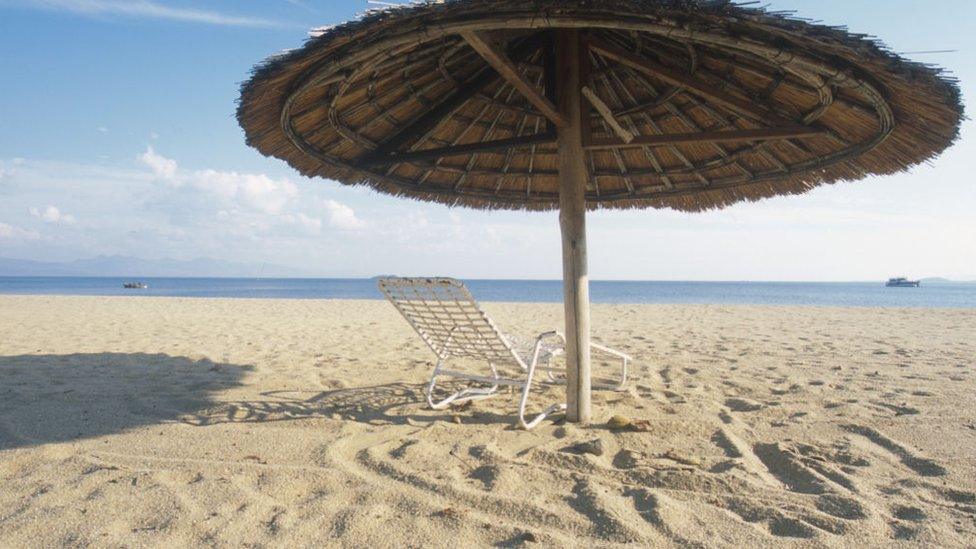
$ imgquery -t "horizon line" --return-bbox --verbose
[0,275,971,284]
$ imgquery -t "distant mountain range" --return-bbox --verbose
[919,277,976,284]
[0,255,313,278]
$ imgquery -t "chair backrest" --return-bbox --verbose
[377,277,520,363]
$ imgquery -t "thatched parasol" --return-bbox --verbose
[238,0,962,424]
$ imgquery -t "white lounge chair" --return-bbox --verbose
[377,277,630,429]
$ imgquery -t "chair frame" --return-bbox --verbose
[378,277,630,429]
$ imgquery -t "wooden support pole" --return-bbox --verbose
[556,29,591,424]
[460,31,567,128]
[589,37,795,126]
[582,86,635,143]
[361,34,547,165]
[584,126,822,150]
[361,132,556,167]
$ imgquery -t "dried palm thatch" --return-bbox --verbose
[237,0,962,212]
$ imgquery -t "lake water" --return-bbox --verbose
[0,277,973,308]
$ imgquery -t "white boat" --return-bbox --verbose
[122,282,149,289]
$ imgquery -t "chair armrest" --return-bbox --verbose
[535,330,566,347]
[535,331,630,391]
[542,331,631,362]
[528,331,565,366]
[590,341,632,361]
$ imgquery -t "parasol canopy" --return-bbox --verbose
[237,0,962,423]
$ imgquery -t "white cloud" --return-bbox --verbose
[0,222,40,240]
[14,0,280,27]
[137,146,299,215]
[96,126,109,133]
[278,212,323,234]
[0,160,17,181]
[323,199,365,230]
[192,170,298,215]
[9,128,972,280]
[29,205,75,224]
[295,212,322,231]
[138,146,177,179]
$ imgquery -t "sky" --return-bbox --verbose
[0,0,973,281]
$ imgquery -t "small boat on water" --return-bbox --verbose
[885,277,920,288]
[122,282,149,289]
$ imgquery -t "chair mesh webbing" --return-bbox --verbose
[377,277,520,363]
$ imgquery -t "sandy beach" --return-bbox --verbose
[0,295,974,547]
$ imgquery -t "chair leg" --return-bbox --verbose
[545,352,558,383]
[518,334,567,429]
[589,342,630,391]
[590,355,629,391]
[617,357,629,390]
[425,358,445,409]
[425,358,501,410]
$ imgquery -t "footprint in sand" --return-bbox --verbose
[870,401,920,416]
[938,487,976,505]
[843,424,946,477]
[752,442,829,494]
[892,505,926,522]
[724,398,764,412]
[816,494,868,520]
[891,522,922,540]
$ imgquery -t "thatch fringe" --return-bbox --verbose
[237,0,963,212]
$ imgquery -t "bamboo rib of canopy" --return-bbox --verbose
[238,0,963,424]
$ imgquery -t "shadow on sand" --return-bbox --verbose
[0,353,252,450]
[183,382,530,428]
[0,353,544,450]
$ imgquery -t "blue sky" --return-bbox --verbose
[0,0,973,280]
